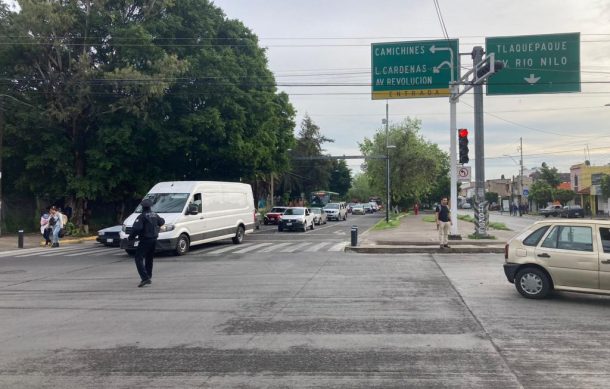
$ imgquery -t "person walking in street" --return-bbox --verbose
[435,197,452,249]
[128,198,165,288]
[49,206,64,247]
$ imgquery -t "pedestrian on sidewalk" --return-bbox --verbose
[435,197,452,249]
[40,208,52,246]
[128,198,165,288]
[49,206,64,247]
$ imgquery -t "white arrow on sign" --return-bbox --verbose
[524,73,541,84]
[433,61,451,74]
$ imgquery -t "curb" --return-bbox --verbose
[345,245,505,254]
[38,236,98,247]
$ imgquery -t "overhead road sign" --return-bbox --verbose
[485,33,580,95]
[371,39,459,100]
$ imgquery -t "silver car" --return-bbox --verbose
[310,207,327,225]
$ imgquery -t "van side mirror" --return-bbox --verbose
[187,203,199,215]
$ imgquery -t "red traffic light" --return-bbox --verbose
[458,129,469,138]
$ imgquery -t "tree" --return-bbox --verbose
[0,0,295,229]
[485,192,499,204]
[539,162,561,188]
[529,181,553,208]
[329,159,351,197]
[554,188,575,204]
[347,173,373,202]
[289,115,334,198]
[360,118,449,208]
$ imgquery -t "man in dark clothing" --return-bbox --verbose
[435,197,452,249]
[128,199,165,287]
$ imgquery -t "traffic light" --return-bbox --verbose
[476,61,505,79]
[458,128,469,164]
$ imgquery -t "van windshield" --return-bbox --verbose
[135,193,190,213]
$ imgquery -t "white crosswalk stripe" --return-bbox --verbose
[304,242,331,252]
[328,242,347,251]
[259,242,292,253]
[65,248,117,257]
[1,241,348,258]
[207,244,252,255]
[279,242,311,253]
[232,242,273,254]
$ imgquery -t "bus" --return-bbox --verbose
[310,191,339,208]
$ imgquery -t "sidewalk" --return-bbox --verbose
[0,232,97,252]
[346,212,517,254]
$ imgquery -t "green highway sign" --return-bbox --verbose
[485,33,580,95]
[371,39,459,99]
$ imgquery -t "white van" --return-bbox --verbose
[120,181,255,255]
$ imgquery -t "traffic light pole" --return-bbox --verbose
[449,83,459,237]
[472,46,489,237]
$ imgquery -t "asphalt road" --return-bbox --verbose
[1,219,610,388]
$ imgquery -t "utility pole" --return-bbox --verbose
[472,46,488,237]
[519,137,524,216]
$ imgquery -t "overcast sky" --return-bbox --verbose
[212,0,610,181]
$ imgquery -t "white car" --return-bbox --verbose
[278,207,315,232]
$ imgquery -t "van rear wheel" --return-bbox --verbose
[232,226,245,244]
[174,234,190,256]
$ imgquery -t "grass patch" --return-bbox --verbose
[372,213,407,230]
[458,214,511,231]
[422,215,436,223]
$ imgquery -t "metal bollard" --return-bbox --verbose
[351,225,358,247]
[18,229,24,248]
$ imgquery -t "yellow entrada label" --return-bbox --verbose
[372,89,450,99]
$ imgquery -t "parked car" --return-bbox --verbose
[560,205,585,218]
[540,204,562,217]
[310,207,327,225]
[351,204,365,215]
[96,225,122,247]
[324,202,347,221]
[503,219,610,299]
[278,207,315,232]
[264,206,288,225]
[461,203,472,209]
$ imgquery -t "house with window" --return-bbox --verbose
[570,162,610,216]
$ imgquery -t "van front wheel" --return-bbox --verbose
[174,234,190,256]
[232,226,245,244]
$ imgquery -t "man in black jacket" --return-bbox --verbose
[128,199,165,287]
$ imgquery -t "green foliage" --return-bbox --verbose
[539,162,561,188]
[329,160,351,197]
[284,115,334,198]
[529,181,553,207]
[347,173,374,202]
[554,188,575,204]
[0,0,295,227]
[485,192,499,204]
[360,118,449,207]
